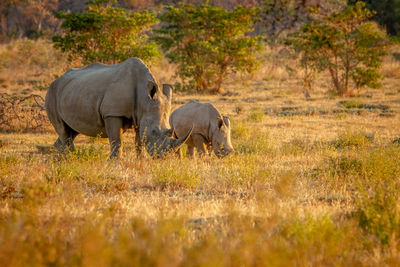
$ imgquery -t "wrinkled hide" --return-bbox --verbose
[170,101,234,157]
[45,58,191,158]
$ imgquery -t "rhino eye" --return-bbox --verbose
[149,86,157,99]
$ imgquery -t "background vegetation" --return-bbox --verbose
[290,2,390,96]
[153,3,262,92]
[1,0,400,266]
[53,0,160,64]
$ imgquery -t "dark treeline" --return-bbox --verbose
[349,0,400,37]
[0,0,399,43]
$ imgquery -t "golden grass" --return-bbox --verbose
[1,39,400,266]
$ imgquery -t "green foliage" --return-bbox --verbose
[248,109,264,122]
[339,99,364,109]
[350,0,400,37]
[290,2,390,96]
[52,0,160,64]
[332,130,373,149]
[153,3,262,93]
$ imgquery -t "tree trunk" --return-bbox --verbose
[328,65,343,95]
[0,13,7,37]
[215,65,226,93]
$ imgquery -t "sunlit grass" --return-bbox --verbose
[1,40,400,266]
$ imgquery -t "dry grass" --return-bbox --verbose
[1,39,400,266]
[0,38,70,96]
[382,46,400,79]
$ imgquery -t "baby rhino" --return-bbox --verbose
[170,101,234,157]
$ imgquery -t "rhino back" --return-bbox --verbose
[53,58,151,136]
[170,101,221,139]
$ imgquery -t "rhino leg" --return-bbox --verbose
[180,135,195,158]
[105,117,123,159]
[134,126,143,158]
[206,142,213,155]
[192,134,207,157]
[54,122,78,153]
[187,144,195,157]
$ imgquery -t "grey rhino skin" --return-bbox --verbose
[45,57,191,159]
[170,101,234,157]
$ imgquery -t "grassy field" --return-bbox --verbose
[1,39,400,266]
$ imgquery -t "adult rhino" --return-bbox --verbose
[45,57,192,159]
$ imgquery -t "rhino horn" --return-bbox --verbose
[148,126,192,158]
[170,125,192,151]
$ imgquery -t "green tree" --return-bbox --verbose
[350,0,400,37]
[52,0,160,64]
[290,2,390,96]
[153,2,262,93]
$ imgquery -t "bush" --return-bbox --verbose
[290,2,390,96]
[248,110,264,122]
[339,99,364,109]
[52,0,160,64]
[326,146,400,245]
[332,130,373,149]
[154,3,262,93]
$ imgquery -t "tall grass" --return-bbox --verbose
[324,145,400,246]
[1,40,400,266]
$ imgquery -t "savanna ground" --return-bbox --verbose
[1,39,400,266]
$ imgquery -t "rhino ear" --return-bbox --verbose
[147,81,158,100]
[217,117,224,129]
[162,84,173,100]
[223,116,230,128]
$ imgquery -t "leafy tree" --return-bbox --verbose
[153,2,262,93]
[290,2,390,96]
[52,0,160,64]
[350,0,400,37]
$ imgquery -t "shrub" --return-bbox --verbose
[332,130,373,149]
[153,3,262,93]
[290,2,390,96]
[248,110,264,122]
[339,99,364,109]
[52,0,160,64]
